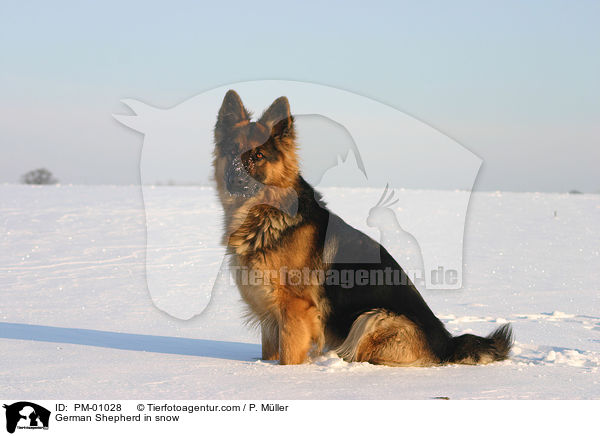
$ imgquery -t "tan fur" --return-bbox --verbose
[277,293,322,364]
[263,151,298,188]
[336,309,437,367]
[260,319,279,360]
[227,215,328,364]
[226,191,302,255]
[233,120,250,128]
[452,353,495,365]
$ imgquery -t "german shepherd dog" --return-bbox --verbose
[213,90,513,366]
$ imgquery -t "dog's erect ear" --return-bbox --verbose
[259,96,295,141]
[215,90,250,141]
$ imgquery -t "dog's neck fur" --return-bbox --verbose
[224,180,305,256]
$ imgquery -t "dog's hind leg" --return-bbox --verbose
[336,309,438,367]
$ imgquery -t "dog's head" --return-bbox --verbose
[213,90,299,199]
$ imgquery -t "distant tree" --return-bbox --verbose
[21,168,58,185]
[568,189,583,195]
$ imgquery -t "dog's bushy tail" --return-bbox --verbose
[447,324,514,365]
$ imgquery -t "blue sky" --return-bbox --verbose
[1,1,599,191]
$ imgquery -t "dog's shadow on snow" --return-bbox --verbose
[1,322,260,362]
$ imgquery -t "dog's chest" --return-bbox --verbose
[229,253,278,319]
[227,206,301,255]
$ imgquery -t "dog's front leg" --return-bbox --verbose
[278,294,320,365]
[261,321,280,361]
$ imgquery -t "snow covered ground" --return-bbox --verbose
[1,184,599,399]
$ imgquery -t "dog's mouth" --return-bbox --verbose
[227,186,258,198]
[226,178,261,198]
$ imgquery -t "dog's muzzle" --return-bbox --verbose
[225,157,260,197]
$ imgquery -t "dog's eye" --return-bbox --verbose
[254,151,264,160]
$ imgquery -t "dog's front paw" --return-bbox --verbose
[261,351,280,361]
